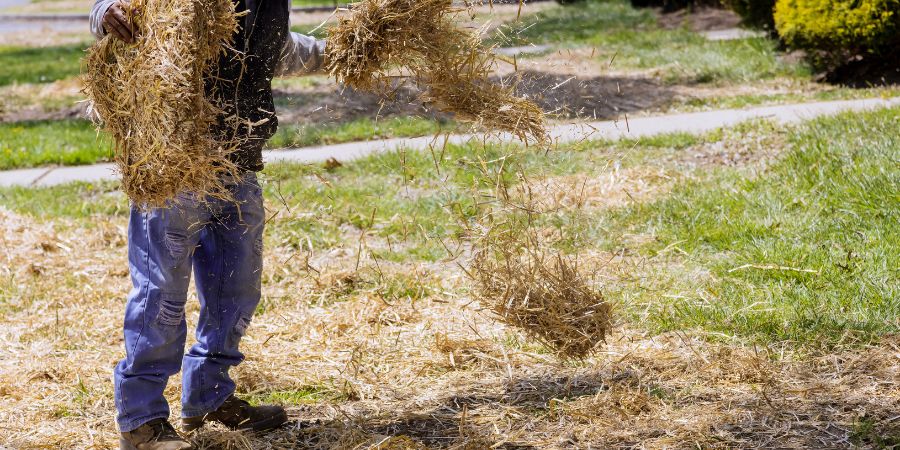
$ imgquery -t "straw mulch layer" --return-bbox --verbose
[326,0,548,145]
[471,222,613,359]
[0,204,897,448]
[82,0,239,209]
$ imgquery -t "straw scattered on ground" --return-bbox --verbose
[81,0,239,208]
[0,201,896,448]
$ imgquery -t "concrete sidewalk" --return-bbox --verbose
[2,97,898,188]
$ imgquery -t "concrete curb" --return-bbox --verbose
[2,97,897,188]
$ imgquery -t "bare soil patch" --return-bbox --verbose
[657,6,742,32]
[274,69,675,128]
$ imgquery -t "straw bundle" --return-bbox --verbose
[471,226,612,359]
[326,0,548,144]
[82,0,239,208]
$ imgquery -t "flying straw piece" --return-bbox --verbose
[471,224,612,359]
[326,0,549,145]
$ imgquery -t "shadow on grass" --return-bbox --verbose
[514,70,676,120]
[273,71,676,128]
[253,355,899,448]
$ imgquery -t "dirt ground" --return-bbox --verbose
[656,6,742,32]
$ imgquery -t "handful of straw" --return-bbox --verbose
[82,0,239,208]
[326,0,548,144]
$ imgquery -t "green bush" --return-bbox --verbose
[774,0,900,60]
[722,0,776,30]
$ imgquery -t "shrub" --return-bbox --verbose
[722,0,776,30]
[774,0,900,60]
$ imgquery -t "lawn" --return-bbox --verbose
[0,119,110,170]
[3,107,897,348]
[267,116,453,148]
[503,0,809,84]
[1,0,898,446]
[602,108,900,345]
[1,104,897,448]
[0,44,86,87]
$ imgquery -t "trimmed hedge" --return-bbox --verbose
[774,0,900,59]
[722,0,776,30]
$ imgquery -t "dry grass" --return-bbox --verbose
[0,161,897,448]
[325,0,548,144]
[81,0,240,208]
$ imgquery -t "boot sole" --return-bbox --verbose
[120,437,193,450]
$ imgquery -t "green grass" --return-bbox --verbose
[0,116,448,169]
[267,116,452,149]
[674,86,900,111]
[0,44,86,86]
[504,0,809,84]
[0,181,126,218]
[2,108,896,349]
[289,23,328,39]
[604,107,900,346]
[291,0,341,7]
[0,120,111,170]
[495,0,655,44]
[244,383,349,406]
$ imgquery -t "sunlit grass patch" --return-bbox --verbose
[245,384,349,406]
[494,0,654,45]
[0,180,126,218]
[0,119,110,170]
[267,116,452,149]
[504,0,808,84]
[605,106,900,346]
[0,44,86,86]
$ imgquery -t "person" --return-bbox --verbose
[89,1,326,448]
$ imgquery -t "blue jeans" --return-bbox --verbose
[114,173,265,432]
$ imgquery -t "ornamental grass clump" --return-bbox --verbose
[82,0,240,208]
[326,0,548,144]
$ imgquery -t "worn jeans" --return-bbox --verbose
[114,173,265,432]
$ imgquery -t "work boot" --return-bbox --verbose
[120,418,192,450]
[182,395,287,432]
